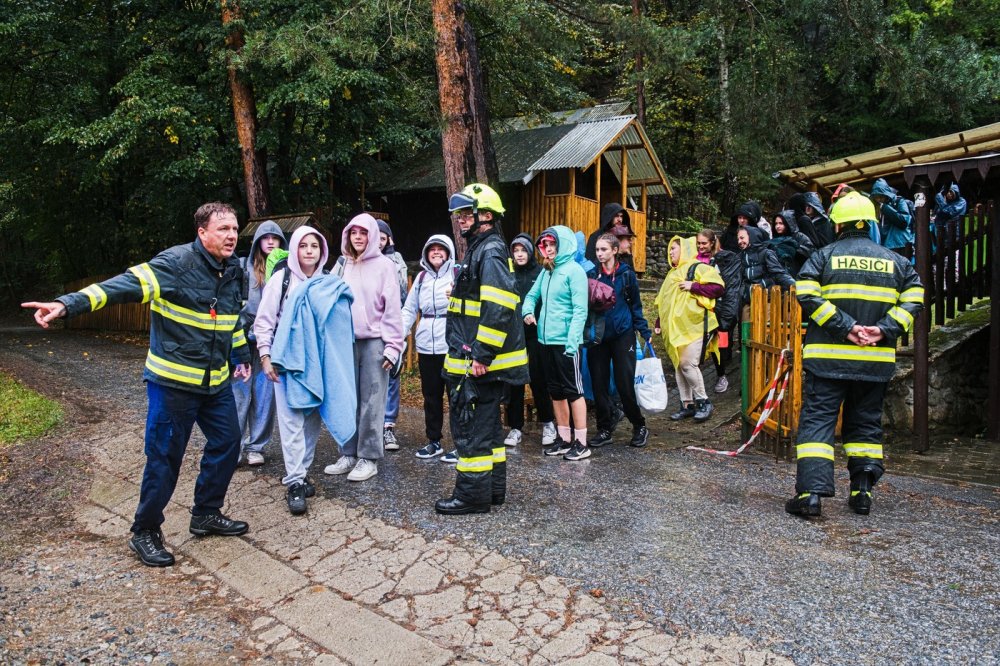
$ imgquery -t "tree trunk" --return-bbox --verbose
[716,22,738,214]
[432,0,499,259]
[633,0,645,125]
[221,0,271,218]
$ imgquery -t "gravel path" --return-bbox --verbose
[1,324,998,665]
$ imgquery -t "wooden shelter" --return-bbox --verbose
[239,211,333,253]
[774,122,1000,196]
[371,103,672,271]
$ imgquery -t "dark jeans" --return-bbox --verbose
[418,353,446,442]
[587,332,644,431]
[132,381,241,532]
[507,335,554,429]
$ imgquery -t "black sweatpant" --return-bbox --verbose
[418,353,446,442]
[507,335,554,429]
[587,332,644,432]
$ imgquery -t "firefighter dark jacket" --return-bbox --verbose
[796,229,924,383]
[444,227,529,384]
[57,238,251,394]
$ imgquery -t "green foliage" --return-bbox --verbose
[0,373,62,447]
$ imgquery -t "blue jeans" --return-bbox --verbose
[231,346,276,453]
[384,374,401,424]
[132,382,241,532]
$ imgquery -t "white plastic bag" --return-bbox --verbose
[634,341,668,413]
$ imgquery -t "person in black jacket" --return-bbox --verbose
[786,192,924,518]
[720,201,764,253]
[788,191,834,249]
[767,210,816,277]
[23,202,252,567]
[585,203,632,265]
[504,233,556,448]
[436,183,530,515]
[736,226,795,320]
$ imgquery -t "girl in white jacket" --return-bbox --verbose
[403,234,458,460]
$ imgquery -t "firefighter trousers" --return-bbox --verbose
[448,378,506,505]
[795,372,886,497]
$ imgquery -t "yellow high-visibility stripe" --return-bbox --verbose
[508,258,514,273]
[803,344,896,363]
[232,328,247,349]
[476,324,508,348]
[899,287,925,304]
[887,306,914,331]
[843,442,884,459]
[795,279,821,296]
[152,298,239,330]
[796,442,835,461]
[145,351,229,387]
[811,301,836,326]
[80,284,108,311]
[456,454,493,473]
[444,348,528,374]
[480,285,519,310]
[492,447,506,464]
[129,263,161,303]
[448,297,481,317]
[821,284,898,304]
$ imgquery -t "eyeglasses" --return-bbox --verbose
[452,211,475,222]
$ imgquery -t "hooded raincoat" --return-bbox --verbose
[402,234,457,355]
[585,203,632,264]
[521,226,589,354]
[654,236,724,368]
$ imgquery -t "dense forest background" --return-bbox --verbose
[2,0,999,301]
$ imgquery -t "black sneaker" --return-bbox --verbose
[128,529,174,567]
[588,430,612,448]
[630,425,649,448]
[543,437,572,457]
[189,512,249,537]
[670,404,696,421]
[303,476,316,498]
[415,441,444,459]
[286,482,307,515]
[610,405,625,433]
[693,399,714,422]
[563,441,592,461]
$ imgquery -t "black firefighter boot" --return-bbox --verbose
[491,459,507,506]
[435,470,491,515]
[785,492,822,518]
[849,471,875,515]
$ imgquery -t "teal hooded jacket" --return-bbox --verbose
[521,225,589,354]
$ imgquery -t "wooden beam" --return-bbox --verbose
[620,148,628,206]
[595,155,601,204]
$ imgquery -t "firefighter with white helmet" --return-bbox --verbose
[436,183,529,515]
[787,190,924,518]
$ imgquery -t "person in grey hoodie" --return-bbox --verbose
[233,220,287,466]
[376,219,409,452]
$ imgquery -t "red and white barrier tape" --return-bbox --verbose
[686,350,790,457]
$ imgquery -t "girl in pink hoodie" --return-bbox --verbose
[323,213,405,482]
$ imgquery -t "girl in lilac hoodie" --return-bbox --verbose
[323,213,405,482]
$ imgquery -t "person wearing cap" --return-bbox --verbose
[608,223,636,269]
[376,219,410,453]
[436,183,529,515]
[786,191,923,518]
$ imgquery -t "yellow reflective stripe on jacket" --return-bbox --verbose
[145,351,230,387]
[448,297,481,317]
[796,442,835,461]
[492,447,506,464]
[152,298,239,330]
[843,442,884,459]
[80,284,108,311]
[803,344,896,363]
[899,287,925,304]
[810,301,836,326]
[887,306,914,331]
[444,349,529,374]
[232,327,247,349]
[820,284,898,304]
[476,324,508,348]
[129,263,161,303]
[480,285,519,310]
[796,279,821,296]
[456,454,493,473]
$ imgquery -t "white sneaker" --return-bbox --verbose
[504,428,522,447]
[541,422,557,446]
[714,375,729,394]
[324,456,357,475]
[246,452,265,466]
[347,458,378,482]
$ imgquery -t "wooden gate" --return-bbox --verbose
[740,285,803,460]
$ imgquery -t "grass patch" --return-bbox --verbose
[0,372,62,446]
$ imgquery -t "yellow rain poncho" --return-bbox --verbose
[654,236,725,368]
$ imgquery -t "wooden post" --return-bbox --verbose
[913,191,931,452]
[620,148,628,206]
[595,157,601,206]
[989,201,1000,440]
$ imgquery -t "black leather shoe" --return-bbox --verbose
[303,477,316,498]
[189,512,249,537]
[670,404,696,421]
[287,482,307,516]
[630,425,649,448]
[848,490,872,515]
[129,530,175,567]
[785,493,822,518]
[491,494,505,506]
[435,496,490,515]
[588,430,613,448]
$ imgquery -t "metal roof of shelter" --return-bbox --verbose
[240,212,320,240]
[902,152,1000,189]
[372,104,672,197]
[774,122,1000,195]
